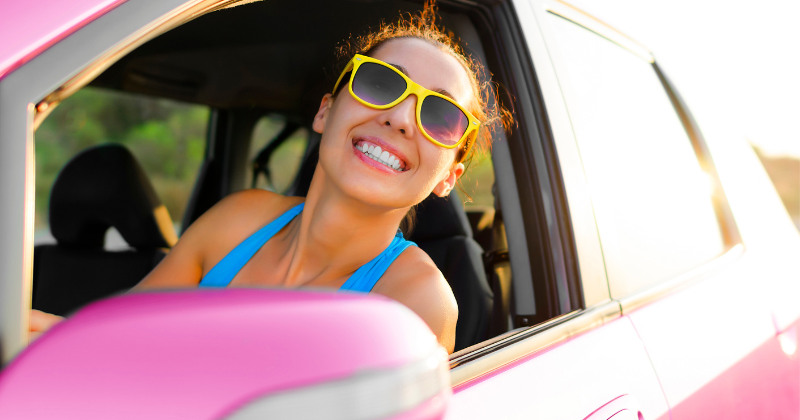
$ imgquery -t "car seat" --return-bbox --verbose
[32,144,177,316]
[288,135,493,351]
[407,193,494,351]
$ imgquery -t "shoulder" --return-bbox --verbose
[134,190,300,290]
[373,246,458,352]
[205,189,301,220]
[186,189,302,235]
[182,189,302,265]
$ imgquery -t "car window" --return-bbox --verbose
[246,115,309,194]
[34,87,209,247]
[547,15,725,297]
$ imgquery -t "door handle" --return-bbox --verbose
[583,394,643,420]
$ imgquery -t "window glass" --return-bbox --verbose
[548,15,725,297]
[459,148,496,254]
[460,149,495,208]
[246,115,309,194]
[35,87,209,246]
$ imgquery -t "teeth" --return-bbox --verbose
[356,141,405,171]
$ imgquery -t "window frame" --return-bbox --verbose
[538,0,743,297]
[466,0,584,329]
[0,0,250,363]
[448,0,605,384]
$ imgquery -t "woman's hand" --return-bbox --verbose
[29,310,64,342]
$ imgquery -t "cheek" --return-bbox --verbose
[324,95,371,134]
[421,142,458,181]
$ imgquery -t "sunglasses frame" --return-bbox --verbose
[332,54,480,154]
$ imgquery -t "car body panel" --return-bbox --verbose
[624,124,800,419]
[446,316,670,420]
[0,0,127,81]
[651,319,799,419]
[626,247,796,418]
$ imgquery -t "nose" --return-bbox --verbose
[380,94,417,138]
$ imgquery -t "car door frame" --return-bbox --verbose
[0,0,260,363]
[447,0,622,386]
[447,0,749,392]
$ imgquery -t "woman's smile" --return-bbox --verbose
[352,135,410,173]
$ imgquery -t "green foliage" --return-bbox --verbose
[34,87,209,231]
[459,149,495,208]
[246,115,310,193]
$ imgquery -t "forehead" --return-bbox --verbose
[370,38,472,105]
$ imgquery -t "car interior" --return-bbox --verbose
[31,0,521,353]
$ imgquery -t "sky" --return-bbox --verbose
[564,0,800,159]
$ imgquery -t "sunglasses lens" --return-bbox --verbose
[420,96,469,146]
[352,62,407,106]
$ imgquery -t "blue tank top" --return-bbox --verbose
[198,203,416,292]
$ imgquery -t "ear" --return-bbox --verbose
[432,162,465,197]
[312,93,334,134]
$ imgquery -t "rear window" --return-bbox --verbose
[548,15,726,297]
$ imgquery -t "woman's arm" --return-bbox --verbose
[29,310,64,342]
[134,189,290,290]
[373,247,459,353]
[29,189,289,337]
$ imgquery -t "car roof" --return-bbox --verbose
[0,0,127,81]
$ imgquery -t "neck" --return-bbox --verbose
[281,164,409,286]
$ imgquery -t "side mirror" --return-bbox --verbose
[0,289,450,419]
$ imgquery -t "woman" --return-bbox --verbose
[31,2,510,353]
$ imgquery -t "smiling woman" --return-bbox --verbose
[29,0,511,354]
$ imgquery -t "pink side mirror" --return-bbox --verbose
[0,289,450,419]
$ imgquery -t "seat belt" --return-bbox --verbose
[484,184,513,337]
[251,122,300,190]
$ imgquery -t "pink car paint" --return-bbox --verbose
[445,316,671,420]
[0,289,444,420]
[0,0,127,81]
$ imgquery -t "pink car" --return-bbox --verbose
[0,0,798,419]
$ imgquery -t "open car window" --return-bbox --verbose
[246,115,309,194]
[18,0,563,359]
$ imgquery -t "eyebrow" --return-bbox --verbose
[389,62,456,100]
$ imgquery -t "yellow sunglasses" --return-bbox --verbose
[332,54,480,154]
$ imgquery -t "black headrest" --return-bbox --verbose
[408,193,472,243]
[49,144,177,249]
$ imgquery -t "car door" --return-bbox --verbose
[444,1,670,419]
[536,1,800,419]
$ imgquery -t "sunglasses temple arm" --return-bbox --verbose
[331,60,355,94]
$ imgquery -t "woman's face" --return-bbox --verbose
[313,38,473,211]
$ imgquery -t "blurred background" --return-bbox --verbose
[566,0,800,231]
